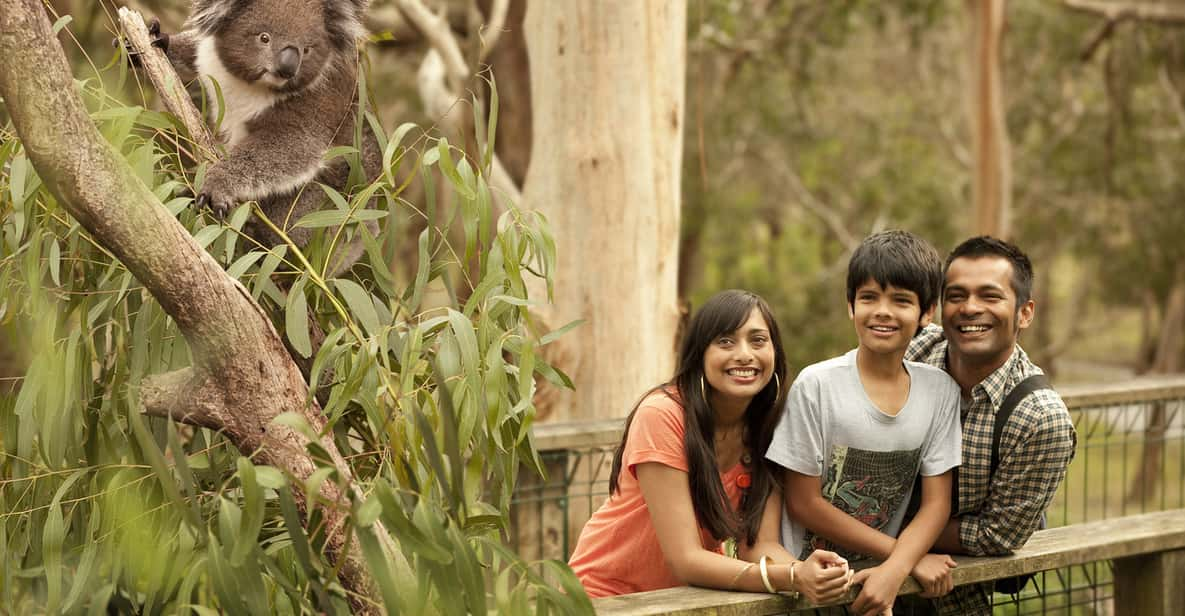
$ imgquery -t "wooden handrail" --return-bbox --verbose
[591,508,1185,615]
[532,374,1185,452]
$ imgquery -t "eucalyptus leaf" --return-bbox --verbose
[285,277,312,358]
[333,278,382,338]
[293,208,387,229]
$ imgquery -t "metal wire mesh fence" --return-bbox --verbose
[510,377,1185,614]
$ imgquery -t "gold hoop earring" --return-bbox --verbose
[773,373,781,396]
[700,375,707,400]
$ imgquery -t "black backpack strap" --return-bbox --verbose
[990,374,1052,475]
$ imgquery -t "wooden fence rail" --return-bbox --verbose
[591,508,1185,616]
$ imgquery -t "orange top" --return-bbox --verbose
[568,391,747,598]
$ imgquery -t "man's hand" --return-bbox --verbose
[911,553,956,598]
[850,564,908,616]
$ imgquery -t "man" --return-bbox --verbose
[902,236,1078,615]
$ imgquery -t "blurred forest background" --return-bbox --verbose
[4,0,1184,402]
[678,0,1185,385]
[356,0,1185,389]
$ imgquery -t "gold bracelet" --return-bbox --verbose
[759,556,776,593]
[788,560,800,599]
[729,561,755,590]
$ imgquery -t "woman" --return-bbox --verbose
[569,290,852,600]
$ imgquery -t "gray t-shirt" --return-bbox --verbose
[766,349,961,562]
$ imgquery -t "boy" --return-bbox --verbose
[766,230,962,616]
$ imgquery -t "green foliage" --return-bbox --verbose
[686,1,1183,374]
[0,28,589,616]
[685,1,963,371]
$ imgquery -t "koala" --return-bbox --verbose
[146,0,380,274]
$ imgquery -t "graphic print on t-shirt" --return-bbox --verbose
[800,444,921,562]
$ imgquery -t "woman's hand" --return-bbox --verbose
[792,549,852,604]
[911,553,956,598]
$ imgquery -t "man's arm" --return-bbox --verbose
[956,393,1076,555]
[932,517,965,553]
[904,322,945,363]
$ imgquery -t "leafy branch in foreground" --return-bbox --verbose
[0,5,588,614]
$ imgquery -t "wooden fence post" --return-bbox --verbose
[510,451,570,563]
[1114,548,1185,616]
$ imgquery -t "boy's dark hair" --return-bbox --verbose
[945,236,1035,306]
[846,230,943,314]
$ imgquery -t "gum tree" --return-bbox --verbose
[0,1,588,613]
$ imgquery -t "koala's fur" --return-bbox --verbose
[156,0,380,273]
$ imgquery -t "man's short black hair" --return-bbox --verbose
[945,236,1034,306]
[846,230,943,313]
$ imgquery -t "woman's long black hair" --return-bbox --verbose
[608,290,788,545]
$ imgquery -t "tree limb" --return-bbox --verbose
[478,0,509,62]
[117,7,219,164]
[395,0,470,89]
[397,0,523,207]
[1159,63,1185,132]
[761,146,860,251]
[1063,0,1185,24]
[1078,15,1120,62]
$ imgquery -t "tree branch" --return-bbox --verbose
[395,0,470,89]
[478,0,509,62]
[1078,15,1120,62]
[140,367,219,427]
[1159,63,1185,132]
[117,7,219,164]
[1063,0,1185,24]
[397,0,523,207]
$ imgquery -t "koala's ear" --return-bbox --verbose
[324,0,367,52]
[190,0,243,34]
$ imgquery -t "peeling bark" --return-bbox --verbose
[522,2,685,422]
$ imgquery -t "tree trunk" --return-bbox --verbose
[522,2,685,422]
[0,3,393,611]
[966,0,1013,238]
[1125,266,1185,506]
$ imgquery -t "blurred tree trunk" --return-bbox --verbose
[966,0,1012,238]
[523,2,685,422]
[1126,266,1185,505]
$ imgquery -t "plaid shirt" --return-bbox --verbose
[902,324,1077,615]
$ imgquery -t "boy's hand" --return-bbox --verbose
[911,553,956,597]
[795,549,852,604]
[850,564,908,616]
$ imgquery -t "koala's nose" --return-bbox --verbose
[275,46,301,79]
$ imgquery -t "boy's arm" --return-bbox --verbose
[849,472,952,616]
[783,470,897,560]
